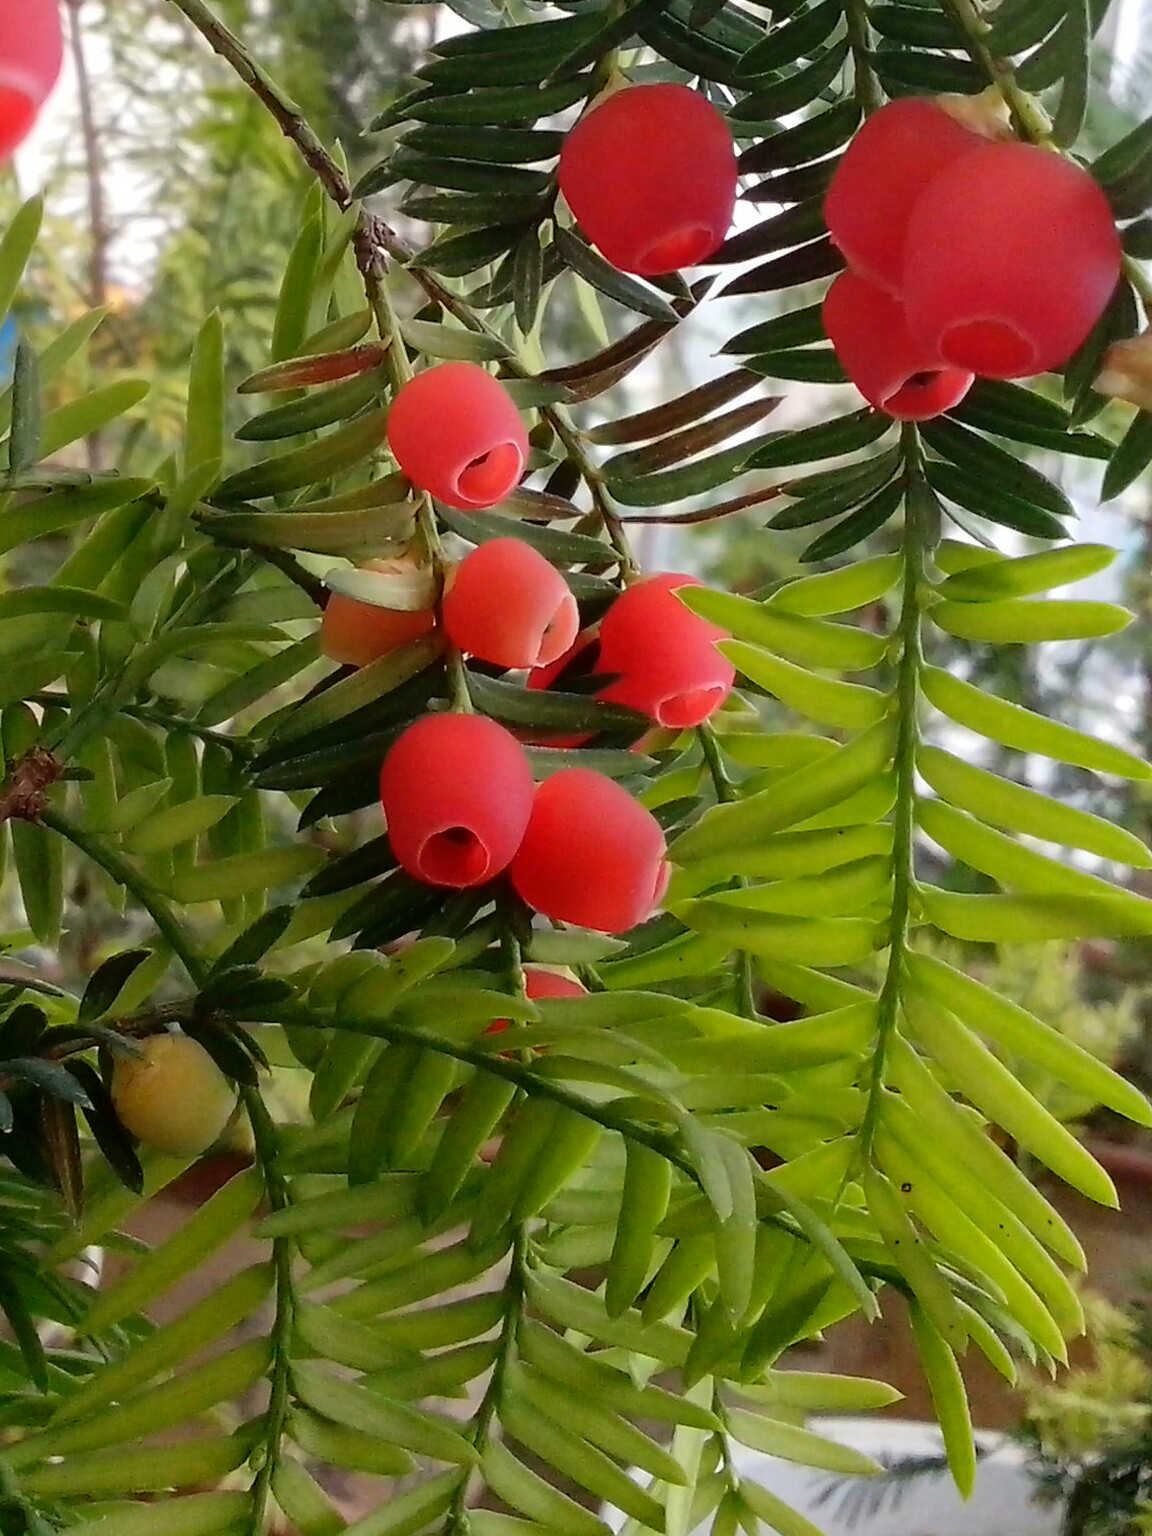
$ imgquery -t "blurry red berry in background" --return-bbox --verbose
[597,574,734,728]
[522,967,586,1003]
[823,270,974,421]
[903,142,1123,379]
[823,99,981,294]
[387,362,528,510]
[511,768,669,934]
[0,0,62,162]
[443,538,579,670]
[321,567,436,668]
[486,966,586,1035]
[380,714,533,888]
[558,84,738,276]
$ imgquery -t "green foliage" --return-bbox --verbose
[0,1,1151,1535]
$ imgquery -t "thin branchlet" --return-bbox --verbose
[856,423,925,1168]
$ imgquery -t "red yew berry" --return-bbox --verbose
[823,270,974,421]
[824,99,981,294]
[321,561,436,668]
[380,714,534,888]
[510,769,669,934]
[387,362,529,510]
[443,538,579,670]
[522,967,586,1003]
[597,574,734,728]
[0,0,62,162]
[558,84,737,276]
[903,142,1123,379]
[487,966,586,1036]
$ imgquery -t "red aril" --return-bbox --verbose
[510,768,669,934]
[380,714,534,888]
[321,561,436,667]
[597,574,734,728]
[823,98,981,294]
[823,270,974,421]
[387,362,528,510]
[558,84,737,276]
[903,142,1123,379]
[487,966,585,1035]
[0,0,62,162]
[443,538,579,670]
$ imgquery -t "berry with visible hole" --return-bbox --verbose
[443,538,579,671]
[380,714,534,888]
[903,141,1123,379]
[558,84,737,276]
[823,270,974,421]
[386,362,528,511]
[597,574,734,729]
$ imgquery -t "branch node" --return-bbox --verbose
[0,748,63,825]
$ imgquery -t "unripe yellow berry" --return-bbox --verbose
[111,1035,238,1157]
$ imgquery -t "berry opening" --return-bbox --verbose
[636,224,715,274]
[534,595,581,668]
[882,366,974,422]
[656,686,728,729]
[940,318,1035,378]
[456,442,523,504]
[418,825,491,886]
[651,859,671,909]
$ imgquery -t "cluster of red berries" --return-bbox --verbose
[0,0,62,162]
[379,714,670,934]
[327,359,734,729]
[323,352,734,936]
[326,549,730,932]
[823,99,1123,420]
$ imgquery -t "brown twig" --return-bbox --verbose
[163,0,663,570]
[619,483,789,525]
[0,749,62,826]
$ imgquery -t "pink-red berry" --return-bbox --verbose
[823,270,974,421]
[558,84,737,276]
[487,966,586,1036]
[380,714,534,888]
[443,538,579,671]
[903,141,1123,379]
[0,0,62,162]
[597,574,734,728]
[320,564,436,668]
[387,362,528,510]
[824,99,981,295]
[511,768,669,934]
